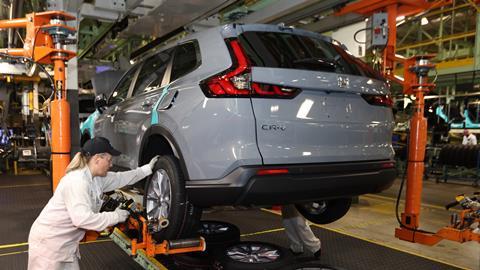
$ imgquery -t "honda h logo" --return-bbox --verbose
[337,76,349,88]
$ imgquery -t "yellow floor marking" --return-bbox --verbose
[0,183,49,189]
[0,250,27,257]
[0,238,111,251]
[0,242,27,249]
[241,228,285,237]
[260,208,469,270]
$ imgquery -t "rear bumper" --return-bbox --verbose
[186,160,397,207]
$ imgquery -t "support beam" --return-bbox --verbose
[475,13,480,71]
[236,0,317,24]
[300,13,364,33]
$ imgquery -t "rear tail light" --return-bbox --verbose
[381,162,395,169]
[361,94,393,107]
[256,168,289,176]
[201,39,300,98]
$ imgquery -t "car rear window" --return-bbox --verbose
[239,31,383,80]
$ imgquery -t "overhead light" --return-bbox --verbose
[396,16,405,22]
[421,17,429,25]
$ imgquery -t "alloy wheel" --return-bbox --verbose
[145,169,172,232]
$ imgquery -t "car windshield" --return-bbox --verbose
[239,31,383,80]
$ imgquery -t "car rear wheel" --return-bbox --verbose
[143,155,201,242]
[295,197,352,224]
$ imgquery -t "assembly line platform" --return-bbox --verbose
[0,174,465,270]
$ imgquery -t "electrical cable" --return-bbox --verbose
[353,28,370,44]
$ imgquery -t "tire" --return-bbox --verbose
[466,146,476,168]
[172,220,240,269]
[199,220,240,252]
[143,155,202,242]
[295,198,352,225]
[213,241,294,270]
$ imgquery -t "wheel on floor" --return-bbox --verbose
[213,241,294,270]
[173,220,240,269]
[199,220,240,252]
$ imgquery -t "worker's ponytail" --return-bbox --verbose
[65,152,89,173]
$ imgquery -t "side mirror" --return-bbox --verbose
[94,94,107,113]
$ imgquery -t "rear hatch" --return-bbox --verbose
[238,29,394,164]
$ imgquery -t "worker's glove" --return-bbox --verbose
[149,155,160,170]
[115,208,130,223]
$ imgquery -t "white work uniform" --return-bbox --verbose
[281,205,321,254]
[28,164,152,270]
[463,133,477,145]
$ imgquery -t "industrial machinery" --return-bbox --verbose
[337,0,480,245]
[0,11,76,190]
[97,192,206,270]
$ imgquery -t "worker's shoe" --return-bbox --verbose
[313,248,321,259]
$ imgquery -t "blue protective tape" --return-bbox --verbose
[80,110,99,137]
[151,85,171,125]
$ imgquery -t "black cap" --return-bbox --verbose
[81,137,121,156]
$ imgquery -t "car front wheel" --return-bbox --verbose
[143,155,201,242]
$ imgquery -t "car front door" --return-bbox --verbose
[94,64,141,166]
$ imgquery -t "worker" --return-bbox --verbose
[281,205,321,259]
[462,129,477,145]
[28,137,159,270]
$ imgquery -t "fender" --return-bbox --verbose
[138,125,190,180]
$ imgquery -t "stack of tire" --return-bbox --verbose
[173,220,241,269]
[439,145,480,168]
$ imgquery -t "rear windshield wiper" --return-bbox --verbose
[292,57,337,72]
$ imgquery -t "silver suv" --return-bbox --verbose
[93,24,396,241]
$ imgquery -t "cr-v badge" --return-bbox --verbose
[337,76,349,88]
[261,124,286,131]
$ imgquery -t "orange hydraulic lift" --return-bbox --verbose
[336,0,480,245]
[0,11,76,191]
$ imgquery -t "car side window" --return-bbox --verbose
[170,41,200,82]
[108,65,140,106]
[132,50,172,96]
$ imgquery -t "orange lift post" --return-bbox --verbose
[336,0,480,245]
[0,11,76,191]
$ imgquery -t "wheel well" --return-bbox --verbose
[140,135,175,166]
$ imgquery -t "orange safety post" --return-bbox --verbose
[50,57,70,191]
[402,82,427,230]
